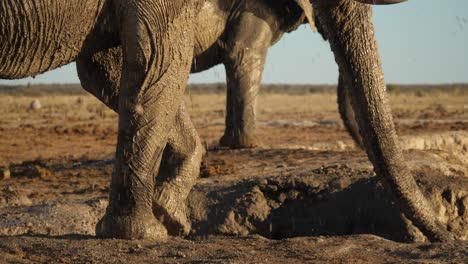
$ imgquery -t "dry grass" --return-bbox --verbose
[390,92,467,115]
[0,85,465,127]
[0,95,116,127]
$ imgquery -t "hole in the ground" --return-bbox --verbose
[190,170,467,242]
[255,178,411,241]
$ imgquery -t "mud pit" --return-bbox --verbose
[0,85,467,262]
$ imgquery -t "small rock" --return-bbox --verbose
[200,163,217,178]
[0,167,11,180]
[258,178,268,185]
[336,141,348,150]
[29,99,42,111]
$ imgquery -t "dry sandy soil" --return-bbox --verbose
[0,84,467,263]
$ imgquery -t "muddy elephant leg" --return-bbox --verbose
[95,4,195,240]
[218,14,272,149]
[337,75,364,148]
[153,103,202,236]
[78,47,200,237]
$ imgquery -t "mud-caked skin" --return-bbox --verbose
[0,0,452,242]
[78,0,311,149]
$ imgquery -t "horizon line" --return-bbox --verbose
[1,82,468,86]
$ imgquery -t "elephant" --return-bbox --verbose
[188,0,363,150]
[0,0,452,242]
[78,0,315,150]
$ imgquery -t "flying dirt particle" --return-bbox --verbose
[29,99,42,111]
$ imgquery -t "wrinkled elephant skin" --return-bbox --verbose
[78,0,311,149]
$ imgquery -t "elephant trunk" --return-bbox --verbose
[314,1,452,242]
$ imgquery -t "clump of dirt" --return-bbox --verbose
[8,159,53,179]
[200,158,237,178]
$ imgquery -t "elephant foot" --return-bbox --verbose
[153,188,191,236]
[219,133,262,149]
[95,212,168,240]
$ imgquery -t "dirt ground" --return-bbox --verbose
[0,84,467,263]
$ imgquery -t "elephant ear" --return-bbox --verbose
[293,0,316,32]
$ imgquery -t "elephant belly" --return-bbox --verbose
[0,0,106,79]
[192,0,228,57]
[190,0,230,72]
[191,45,224,73]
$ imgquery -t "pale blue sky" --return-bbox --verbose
[1,0,466,85]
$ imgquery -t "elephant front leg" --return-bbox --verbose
[96,5,194,240]
[219,14,272,149]
[153,103,202,236]
[219,57,263,149]
[77,41,199,238]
